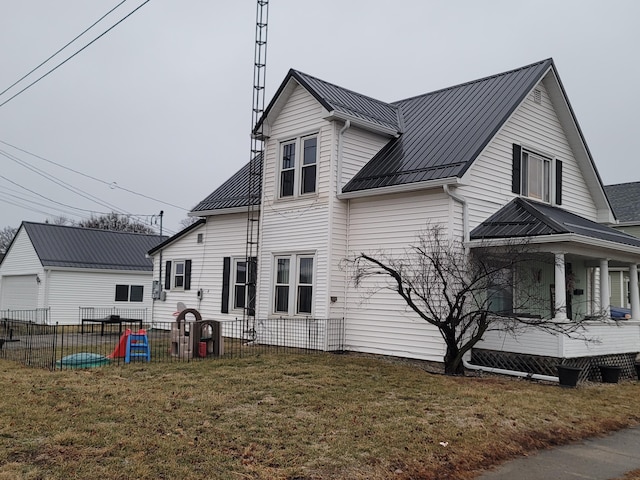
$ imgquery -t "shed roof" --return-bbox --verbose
[470,197,640,248]
[343,59,554,192]
[21,222,165,271]
[604,182,640,223]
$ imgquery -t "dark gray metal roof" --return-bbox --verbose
[22,222,166,271]
[343,59,554,192]
[191,154,262,213]
[604,182,640,223]
[148,218,206,256]
[470,198,640,248]
[255,69,401,134]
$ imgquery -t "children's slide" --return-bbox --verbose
[108,329,132,359]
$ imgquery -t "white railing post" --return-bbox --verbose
[629,264,640,321]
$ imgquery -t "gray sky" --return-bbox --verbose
[1,1,639,235]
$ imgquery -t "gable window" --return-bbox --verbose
[115,284,144,302]
[273,254,314,315]
[278,134,318,198]
[164,259,192,291]
[512,144,562,205]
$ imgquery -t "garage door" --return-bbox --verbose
[0,275,38,310]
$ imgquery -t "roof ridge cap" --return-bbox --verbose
[392,58,553,104]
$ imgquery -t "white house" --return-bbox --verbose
[0,222,165,325]
[150,59,640,378]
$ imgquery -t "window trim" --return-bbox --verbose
[115,284,144,303]
[277,133,319,199]
[514,144,560,205]
[173,260,186,290]
[232,258,247,311]
[271,253,315,316]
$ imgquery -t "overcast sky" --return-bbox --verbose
[1,0,639,235]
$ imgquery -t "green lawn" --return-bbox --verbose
[1,353,639,479]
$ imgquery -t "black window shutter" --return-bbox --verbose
[512,144,522,194]
[555,160,563,205]
[221,257,230,314]
[248,256,257,316]
[164,261,172,290]
[184,260,192,290]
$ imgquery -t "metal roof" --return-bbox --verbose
[191,154,262,213]
[470,197,640,248]
[343,59,554,192]
[22,222,165,271]
[604,182,640,223]
[255,69,401,134]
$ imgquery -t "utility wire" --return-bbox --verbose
[0,0,128,98]
[0,0,151,109]
[0,139,190,211]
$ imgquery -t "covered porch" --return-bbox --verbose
[467,197,640,379]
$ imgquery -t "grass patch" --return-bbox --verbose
[1,353,639,479]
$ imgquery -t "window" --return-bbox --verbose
[512,144,561,205]
[521,150,550,202]
[115,284,144,302]
[233,260,247,310]
[221,257,256,314]
[278,134,318,198]
[487,269,513,315]
[273,255,314,315]
[164,259,192,291]
[197,233,203,244]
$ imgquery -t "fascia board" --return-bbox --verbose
[338,178,461,200]
[323,112,400,138]
[43,266,152,274]
[191,206,257,217]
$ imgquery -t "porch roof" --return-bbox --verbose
[470,198,640,249]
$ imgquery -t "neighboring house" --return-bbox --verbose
[150,58,640,375]
[0,222,165,324]
[604,182,640,309]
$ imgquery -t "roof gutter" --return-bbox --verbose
[463,358,559,383]
[338,177,462,200]
[324,111,400,138]
[189,206,258,217]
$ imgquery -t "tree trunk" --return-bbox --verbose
[443,334,465,376]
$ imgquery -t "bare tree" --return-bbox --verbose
[179,217,201,229]
[77,213,155,234]
[49,215,74,226]
[0,225,18,254]
[345,223,593,376]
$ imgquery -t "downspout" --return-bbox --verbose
[443,184,469,248]
[336,120,351,196]
[463,358,559,383]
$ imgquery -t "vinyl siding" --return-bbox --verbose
[151,213,248,324]
[47,269,152,325]
[462,80,598,230]
[257,83,331,319]
[0,228,45,310]
[340,126,389,191]
[345,190,453,361]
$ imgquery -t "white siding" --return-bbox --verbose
[340,126,389,190]
[257,83,332,320]
[462,80,598,230]
[345,190,454,361]
[48,269,153,325]
[0,227,45,310]
[151,213,248,324]
[0,275,39,310]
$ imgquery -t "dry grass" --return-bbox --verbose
[1,353,639,480]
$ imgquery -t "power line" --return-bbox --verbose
[0,0,129,98]
[0,139,190,211]
[0,0,152,109]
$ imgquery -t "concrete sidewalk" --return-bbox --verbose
[476,426,640,480]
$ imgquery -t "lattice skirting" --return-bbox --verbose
[471,349,639,382]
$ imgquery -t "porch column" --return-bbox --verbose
[600,259,611,318]
[554,252,567,320]
[630,264,640,321]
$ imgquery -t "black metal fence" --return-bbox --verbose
[1,308,50,325]
[0,315,345,371]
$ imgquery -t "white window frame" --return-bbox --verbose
[232,258,248,311]
[272,253,315,316]
[520,149,552,203]
[173,260,185,290]
[277,134,318,199]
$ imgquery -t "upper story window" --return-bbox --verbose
[512,144,562,205]
[279,134,318,198]
[521,150,550,202]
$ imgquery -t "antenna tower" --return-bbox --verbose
[244,0,268,336]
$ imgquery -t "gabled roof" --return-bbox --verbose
[470,197,640,248]
[148,218,205,256]
[190,154,262,214]
[604,182,640,223]
[343,59,554,192]
[20,222,166,271]
[255,69,402,135]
